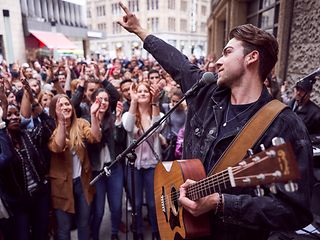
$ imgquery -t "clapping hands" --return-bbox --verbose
[90,98,102,120]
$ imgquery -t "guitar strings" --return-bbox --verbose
[165,155,270,202]
[187,170,230,200]
[182,155,271,201]
[167,169,230,202]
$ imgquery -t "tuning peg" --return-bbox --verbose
[284,181,298,192]
[269,183,277,194]
[238,161,247,167]
[255,185,265,197]
[247,148,254,156]
[260,144,266,151]
[266,150,276,158]
[272,137,285,146]
[272,170,282,178]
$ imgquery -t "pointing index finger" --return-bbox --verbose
[119,2,130,15]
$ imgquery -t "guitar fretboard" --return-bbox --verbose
[186,169,231,201]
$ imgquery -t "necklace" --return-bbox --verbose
[222,101,256,127]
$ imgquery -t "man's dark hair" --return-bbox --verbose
[148,69,160,79]
[120,79,133,88]
[229,24,279,81]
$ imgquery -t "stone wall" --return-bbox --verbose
[286,0,320,105]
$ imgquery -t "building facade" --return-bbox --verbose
[87,0,210,60]
[21,0,88,61]
[0,0,27,64]
[207,0,320,104]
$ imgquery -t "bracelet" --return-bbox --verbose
[151,102,159,107]
[214,193,223,215]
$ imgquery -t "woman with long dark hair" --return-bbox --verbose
[89,88,125,240]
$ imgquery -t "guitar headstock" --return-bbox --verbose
[230,138,300,190]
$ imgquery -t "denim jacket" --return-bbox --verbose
[144,35,313,239]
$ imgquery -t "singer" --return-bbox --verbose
[118,2,313,240]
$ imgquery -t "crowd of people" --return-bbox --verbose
[0,44,190,240]
[0,3,319,240]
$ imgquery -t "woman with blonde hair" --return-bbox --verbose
[38,90,54,114]
[122,81,162,240]
[48,94,101,240]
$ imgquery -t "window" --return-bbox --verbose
[168,0,175,9]
[180,19,187,32]
[147,17,159,32]
[111,3,121,15]
[200,22,206,33]
[201,5,206,16]
[147,0,159,10]
[128,0,139,12]
[87,9,91,18]
[96,5,106,17]
[181,0,187,11]
[112,22,122,34]
[98,23,107,32]
[247,0,279,36]
[168,17,176,31]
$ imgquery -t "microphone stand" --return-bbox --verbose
[90,90,192,240]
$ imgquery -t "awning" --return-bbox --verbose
[30,30,77,50]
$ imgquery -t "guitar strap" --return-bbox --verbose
[208,99,288,176]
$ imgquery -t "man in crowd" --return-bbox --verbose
[118,2,313,239]
[289,75,320,135]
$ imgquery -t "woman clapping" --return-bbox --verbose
[48,94,101,240]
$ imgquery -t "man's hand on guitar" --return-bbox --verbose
[179,179,220,217]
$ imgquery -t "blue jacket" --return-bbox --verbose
[144,35,313,239]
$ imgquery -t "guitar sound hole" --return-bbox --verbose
[170,186,179,215]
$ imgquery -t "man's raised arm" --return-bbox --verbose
[117,2,150,42]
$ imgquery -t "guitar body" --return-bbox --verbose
[154,142,300,239]
[154,159,211,240]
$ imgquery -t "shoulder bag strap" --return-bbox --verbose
[209,99,288,175]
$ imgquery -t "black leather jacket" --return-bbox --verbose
[288,99,320,135]
[0,112,53,211]
[144,35,313,239]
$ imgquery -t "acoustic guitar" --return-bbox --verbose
[154,139,300,240]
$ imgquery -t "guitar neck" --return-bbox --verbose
[186,169,231,201]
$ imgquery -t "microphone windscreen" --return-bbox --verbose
[200,72,217,85]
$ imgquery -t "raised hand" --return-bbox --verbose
[91,98,101,119]
[150,83,160,104]
[115,101,123,120]
[79,64,87,87]
[56,99,66,125]
[117,2,149,41]
[21,78,34,102]
[129,82,138,103]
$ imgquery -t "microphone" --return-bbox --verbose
[184,72,218,97]
[298,67,320,82]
